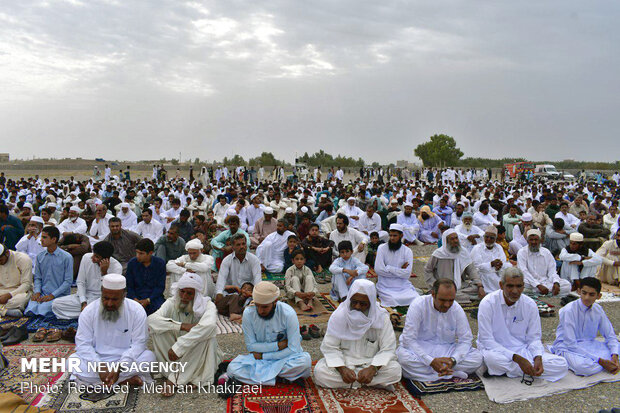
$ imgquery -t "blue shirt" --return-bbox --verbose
[34,247,73,298]
[242,302,303,360]
[125,256,166,314]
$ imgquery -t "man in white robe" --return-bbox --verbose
[329,214,368,263]
[88,205,112,247]
[166,239,215,298]
[477,267,568,382]
[314,280,402,389]
[550,277,619,376]
[338,197,364,229]
[558,232,604,286]
[375,224,418,307]
[555,202,580,230]
[57,206,87,237]
[471,226,512,293]
[509,213,534,257]
[15,216,45,265]
[396,202,422,244]
[517,229,571,297]
[454,213,484,252]
[67,274,156,387]
[117,203,138,231]
[225,282,312,386]
[245,195,265,234]
[134,209,164,242]
[0,245,33,317]
[52,241,122,319]
[256,219,294,273]
[149,272,222,395]
[358,205,387,242]
[397,279,483,381]
[473,203,499,230]
[215,234,262,300]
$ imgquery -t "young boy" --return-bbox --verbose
[215,282,254,323]
[365,231,384,277]
[282,235,302,272]
[551,277,619,376]
[329,241,369,302]
[284,250,317,311]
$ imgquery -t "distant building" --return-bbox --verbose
[0,153,9,162]
[396,160,409,168]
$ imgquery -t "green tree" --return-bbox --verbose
[414,134,463,167]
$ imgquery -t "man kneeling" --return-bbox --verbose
[551,277,619,376]
[149,272,222,396]
[67,274,155,388]
[314,279,402,389]
[397,279,483,381]
[225,281,311,386]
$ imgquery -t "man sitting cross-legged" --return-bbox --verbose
[67,274,156,388]
[314,279,402,390]
[551,277,619,376]
[477,267,568,382]
[397,278,483,381]
[149,272,222,397]
[225,281,311,386]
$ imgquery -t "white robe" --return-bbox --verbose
[374,243,418,307]
[339,205,364,229]
[88,216,111,247]
[397,295,482,381]
[256,230,294,273]
[329,228,368,263]
[68,298,156,384]
[15,234,45,266]
[358,213,387,242]
[455,224,484,252]
[166,254,215,298]
[477,290,568,382]
[558,248,603,281]
[517,246,571,296]
[396,213,421,243]
[314,312,402,388]
[57,217,87,235]
[134,219,165,242]
[471,243,511,293]
[148,298,222,385]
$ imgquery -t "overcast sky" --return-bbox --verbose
[1,0,619,164]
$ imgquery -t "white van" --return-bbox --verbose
[535,164,560,179]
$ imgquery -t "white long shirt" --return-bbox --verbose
[374,243,418,307]
[339,205,364,228]
[358,213,382,235]
[166,253,215,297]
[215,252,262,296]
[89,216,111,241]
[471,243,511,293]
[15,234,45,264]
[58,217,87,235]
[329,228,368,256]
[76,253,123,303]
[399,295,474,365]
[134,219,164,242]
[558,248,603,281]
[517,246,562,289]
[455,224,484,252]
[477,290,544,359]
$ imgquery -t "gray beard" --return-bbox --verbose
[177,301,193,313]
[100,302,123,322]
[448,245,460,253]
[463,223,472,230]
[529,246,540,253]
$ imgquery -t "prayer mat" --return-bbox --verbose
[382,306,406,331]
[596,291,620,303]
[0,343,75,405]
[0,393,56,413]
[414,256,430,263]
[227,379,324,413]
[317,293,338,312]
[216,314,243,335]
[0,315,29,330]
[403,374,484,396]
[601,282,620,294]
[262,272,285,289]
[45,378,140,413]
[290,295,337,324]
[310,378,431,413]
[24,315,79,333]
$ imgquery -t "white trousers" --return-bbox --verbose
[397,344,483,381]
[482,348,568,382]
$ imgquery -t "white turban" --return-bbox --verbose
[120,202,130,209]
[69,206,81,213]
[521,213,533,222]
[527,228,542,238]
[570,232,584,242]
[347,197,356,202]
[185,238,204,251]
[171,272,209,317]
[300,206,308,213]
[264,207,274,215]
[285,207,293,214]
[389,223,404,233]
[102,273,126,290]
[252,281,280,304]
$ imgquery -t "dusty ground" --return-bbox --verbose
[134,244,620,413]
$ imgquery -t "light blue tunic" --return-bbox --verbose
[25,247,73,316]
[227,302,311,385]
[329,257,368,301]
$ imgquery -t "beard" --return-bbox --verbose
[100,301,123,322]
[257,304,277,320]
[177,300,193,313]
[463,223,472,230]
[388,239,402,251]
[404,212,411,217]
[485,242,495,249]
[529,245,540,253]
[448,245,460,253]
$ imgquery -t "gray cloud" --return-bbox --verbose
[0,0,618,163]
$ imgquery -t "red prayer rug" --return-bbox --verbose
[227,378,431,413]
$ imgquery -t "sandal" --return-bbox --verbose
[32,328,49,342]
[309,324,321,338]
[46,328,63,342]
[300,325,311,341]
[62,327,77,342]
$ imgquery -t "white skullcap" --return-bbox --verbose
[185,238,204,251]
[174,272,204,295]
[102,273,126,290]
[30,216,44,224]
[48,202,57,207]
[250,194,257,201]
[389,223,404,233]
[300,206,308,213]
[570,233,584,242]
[252,281,281,304]
[69,206,81,213]
[521,213,533,221]
[264,207,274,215]
[22,202,33,210]
[120,202,130,209]
[527,229,541,238]
[403,202,413,207]
[46,218,58,226]
[390,199,398,204]
[347,197,356,202]
[285,207,293,213]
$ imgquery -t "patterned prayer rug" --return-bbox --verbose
[0,315,29,330]
[227,378,430,413]
[46,378,140,413]
[24,315,79,333]
[0,343,75,405]
[317,294,338,312]
[403,374,484,396]
[262,272,285,289]
[217,314,243,335]
[290,294,338,323]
